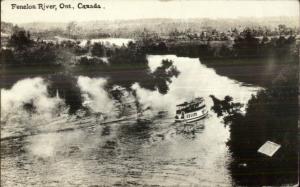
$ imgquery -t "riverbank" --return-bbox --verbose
[210,63,298,186]
[2,56,296,89]
[201,58,298,87]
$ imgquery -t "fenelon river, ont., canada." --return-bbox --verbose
[1,53,260,186]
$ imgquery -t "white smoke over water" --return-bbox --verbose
[132,55,260,114]
[1,77,64,123]
[1,56,260,160]
[1,77,117,159]
[0,77,71,158]
[77,76,115,116]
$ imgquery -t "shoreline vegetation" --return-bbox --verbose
[1,21,298,65]
[210,64,298,185]
[1,23,298,90]
[1,23,298,71]
[1,21,299,186]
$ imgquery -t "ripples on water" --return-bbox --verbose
[1,55,259,186]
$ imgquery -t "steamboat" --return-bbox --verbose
[175,97,208,123]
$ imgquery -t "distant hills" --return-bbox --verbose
[2,17,299,38]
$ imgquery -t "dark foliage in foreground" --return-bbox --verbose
[210,65,298,185]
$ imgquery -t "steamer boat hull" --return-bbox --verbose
[175,97,208,123]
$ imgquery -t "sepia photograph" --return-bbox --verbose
[1,0,299,186]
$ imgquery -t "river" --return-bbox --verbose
[1,54,260,186]
[80,38,134,47]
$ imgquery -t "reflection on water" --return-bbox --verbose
[1,55,259,186]
[80,38,134,47]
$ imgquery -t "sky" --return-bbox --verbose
[1,0,299,23]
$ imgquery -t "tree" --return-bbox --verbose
[211,66,298,185]
[9,30,33,49]
[91,42,106,57]
[233,28,260,57]
[66,21,77,39]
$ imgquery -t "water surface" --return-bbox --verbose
[1,55,259,186]
[80,38,134,47]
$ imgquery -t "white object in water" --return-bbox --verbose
[175,97,208,123]
[257,141,281,157]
